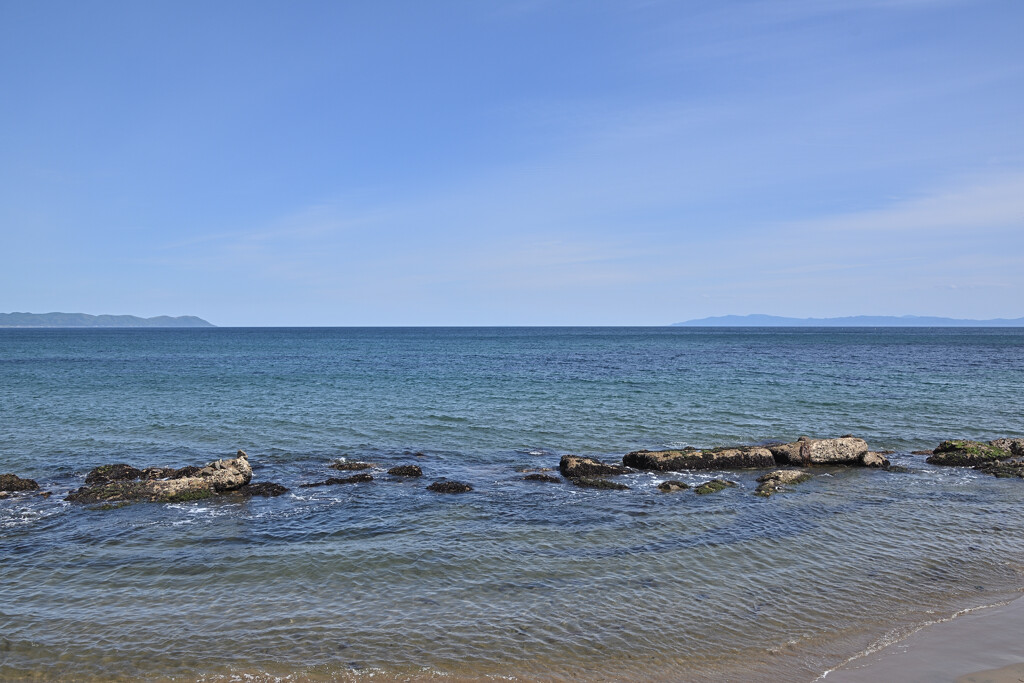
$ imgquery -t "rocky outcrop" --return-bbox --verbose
[657,480,689,492]
[329,461,375,471]
[67,451,252,504]
[0,474,40,492]
[694,479,737,495]
[926,440,1010,466]
[427,480,472,493]
[768,436,873,466]
[623,446,774,471]
[559,455,630,478]
[755,470,811,497]
[571,477,629,490]
[299,473,373,487]
[388,465,422,477]
[523,473,560,483]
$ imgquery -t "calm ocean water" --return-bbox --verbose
[2,327,1023,681]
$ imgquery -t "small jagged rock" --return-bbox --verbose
[694,479,737,495]
[885,465,912,473]
[388,465,423,477]
[755,470,811,497]
[329,461,375,471]
[427,480,472,493]
[624,446,774,471]
[657,480,690,492]
[571,477,629,490]
[769,437,869,466]
[0,474,40,492]
[926,440,1010,466]
[523,473,561,483]
[67,451,252,504]
[911,450,934,456]
[861,452,890,468]
[559,455,630,478]
[299,473,373,487]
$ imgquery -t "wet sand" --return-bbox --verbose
[824,594,1024,683]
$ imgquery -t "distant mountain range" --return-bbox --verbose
[673,314,1024,327]
[0,312,215,327]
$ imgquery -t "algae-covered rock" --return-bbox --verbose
[84,463,201,486]
[388,465,423,477]
[523,473,560,483]
[559,455,630,478]
[926,440,1010,466]
[299,473,373,487]
[657,480,690,492]
[769,437,869,466]
[329,461,375,471]
[570,477,629,490]
[990,438,1024,456]
[0,474,40,492]
[623,446,775,471]
[694,479,737,495]
[427,480,473,493]
[754,470,811,497]
[67,451,252,504]
[231,482,290,497]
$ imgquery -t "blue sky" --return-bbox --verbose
[2,0,1022,325]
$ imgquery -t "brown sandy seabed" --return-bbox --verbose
[5,594,1021,683]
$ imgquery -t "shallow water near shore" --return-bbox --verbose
[2,327,1023,681]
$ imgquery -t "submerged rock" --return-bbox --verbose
[523,473,561,483]
[657,480,690,492]
[0,473,40,492]
[571,477,629,490]
[623,446,774,471]
[926,440,1010,466]
[299,473,373,487]
[694,479,737,495]
[559,455,630,478]
[911,450,935,456]
[975,458,1024,479]
[329,461,375,471]
[388,465,423,477]
[755,470,811,497]
[67,451,253,504]
[768,436,871,466]
[427,480,472,493]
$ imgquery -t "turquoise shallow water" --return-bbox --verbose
[1,327,1023,681]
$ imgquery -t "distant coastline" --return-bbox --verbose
[673,314,1024,327]
[0,312,215,328]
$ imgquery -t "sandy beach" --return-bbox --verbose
[824,594,1024,683]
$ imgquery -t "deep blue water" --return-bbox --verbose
[1,327,1023,681]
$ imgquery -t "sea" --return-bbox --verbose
[1,327,1023,682]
